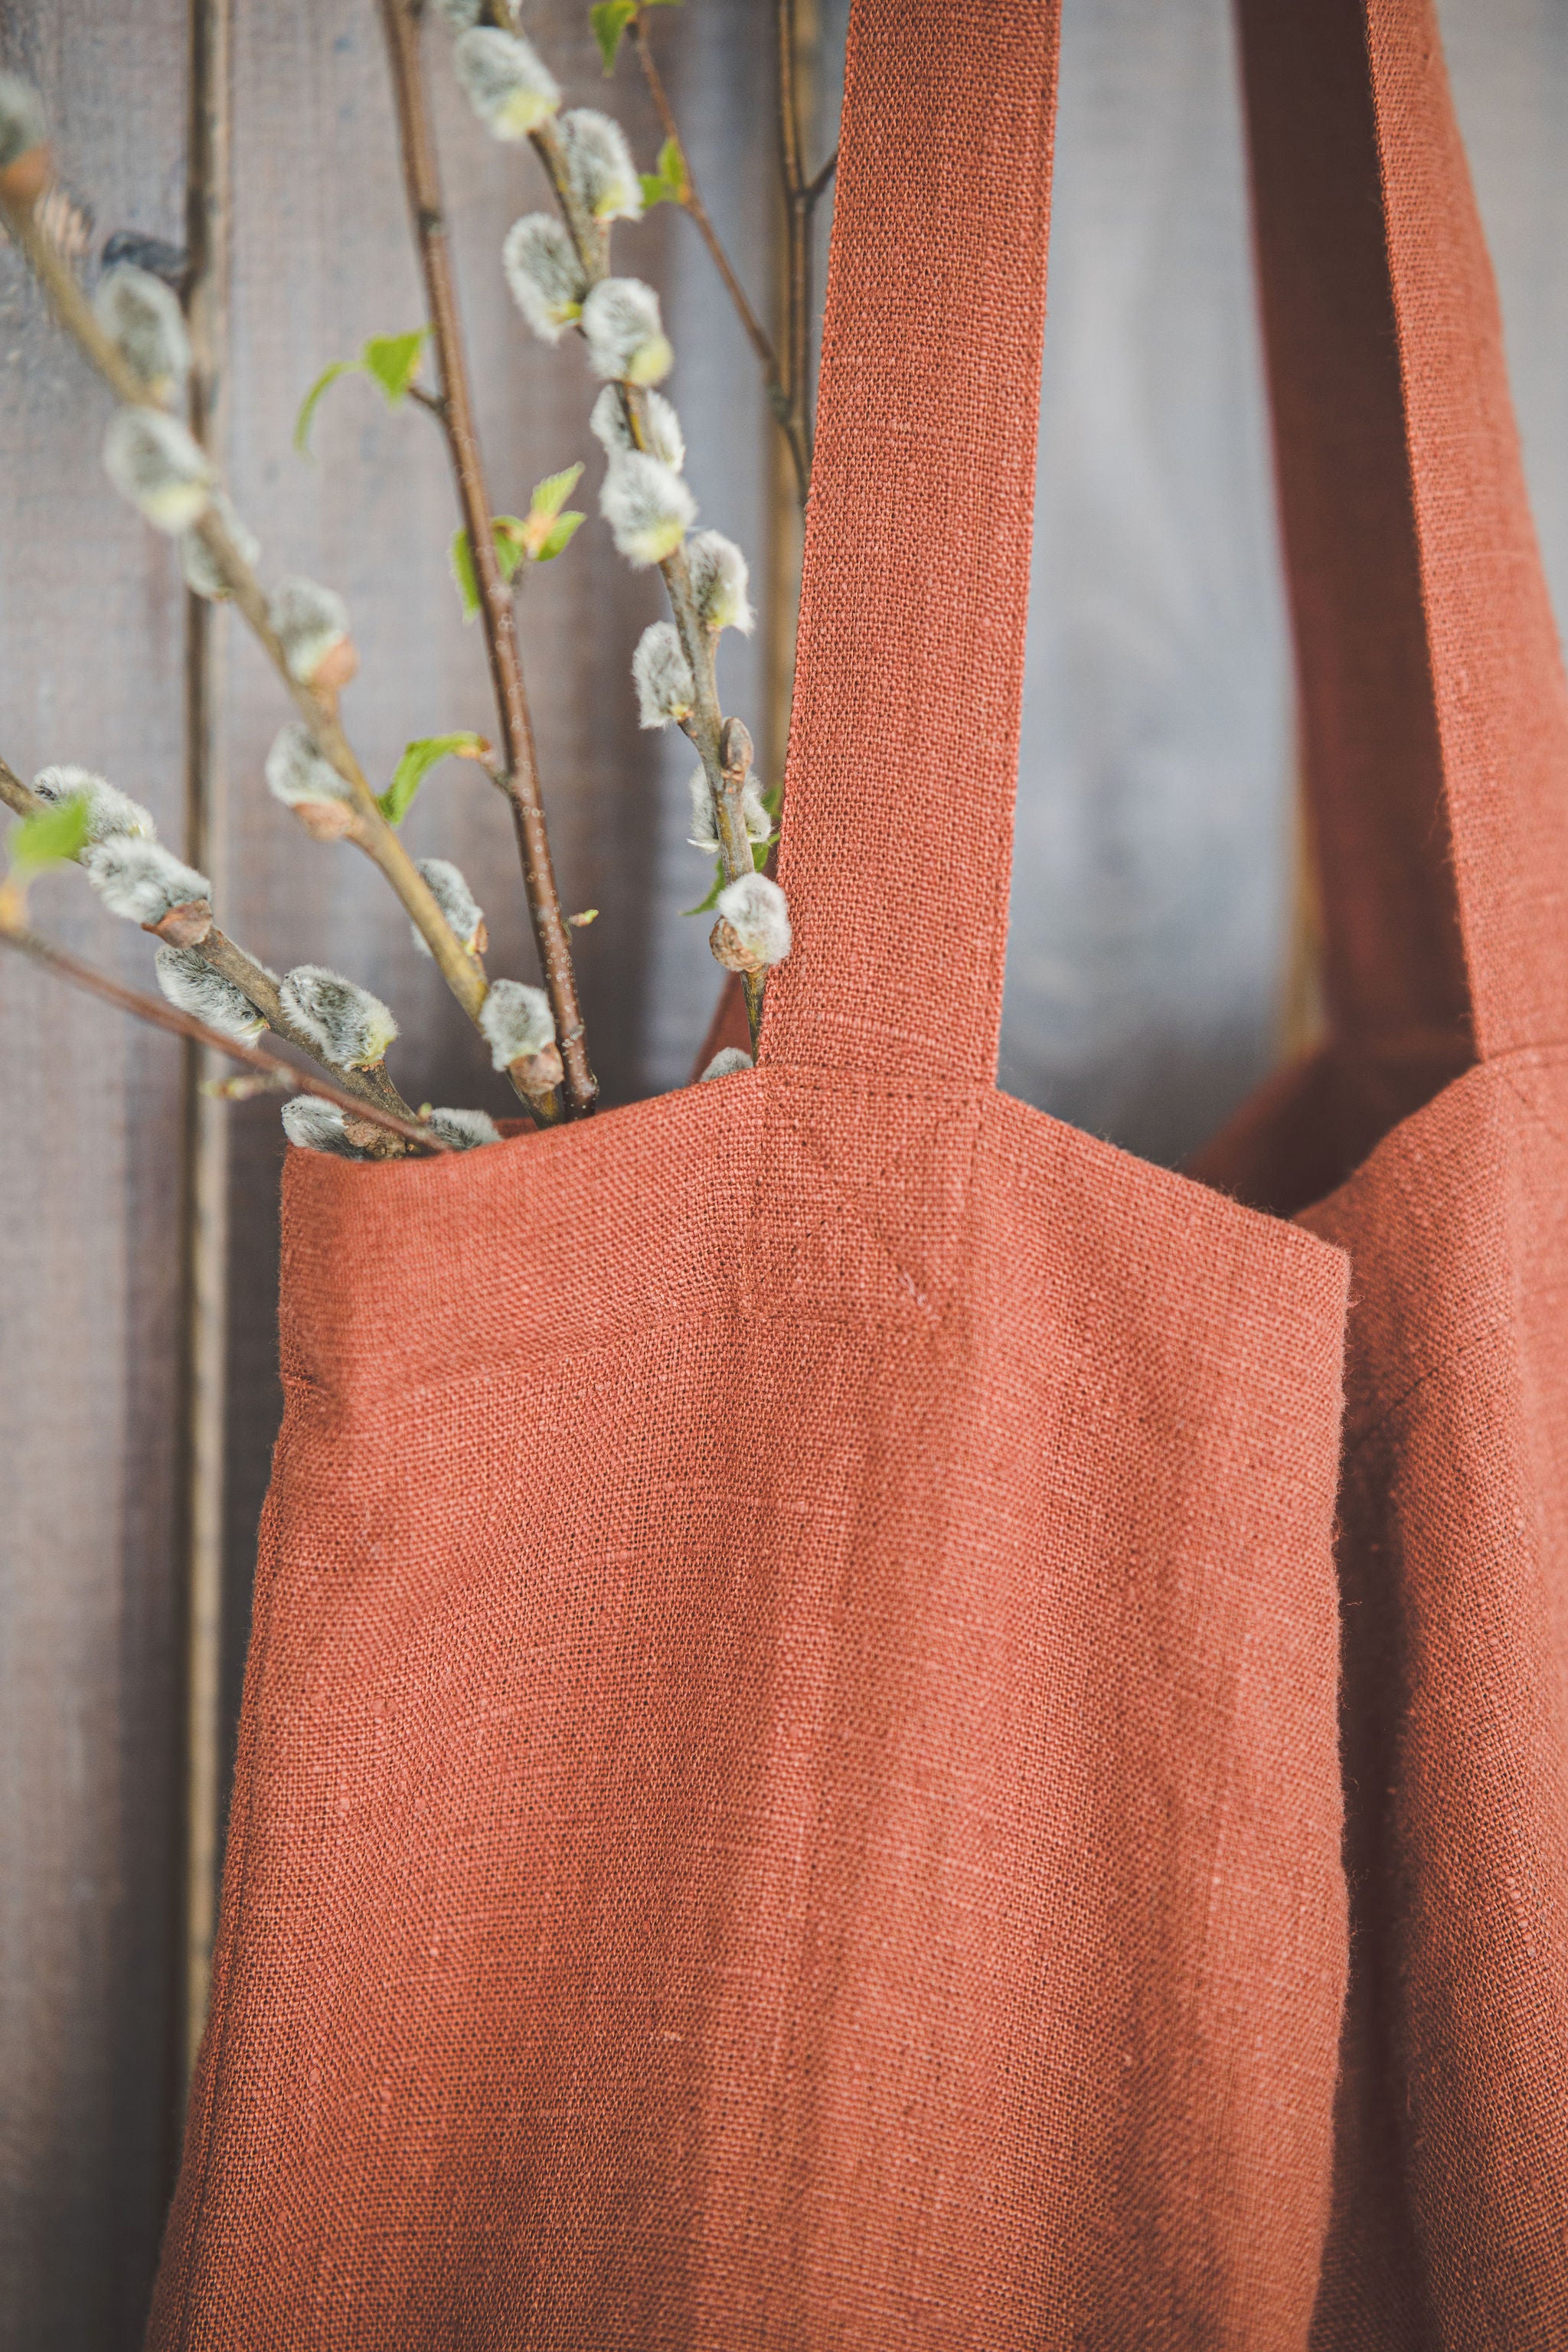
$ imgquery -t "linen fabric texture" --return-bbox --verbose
[148,0,1567,2344]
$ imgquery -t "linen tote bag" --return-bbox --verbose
[149,3,1355,2344]
[1191,2,1568,2341]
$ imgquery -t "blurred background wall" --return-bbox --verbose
[1,1,1564,2342]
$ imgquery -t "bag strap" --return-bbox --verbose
[1239,0,1568,1077]
[761,0,1060,1086]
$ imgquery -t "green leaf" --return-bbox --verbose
[8,792,93,872]
[449,526,481,619]
[377,733,488,827]
[362,328,429,406]
[528,462,583,527]
[655,135,690,201]
[533,511,584,561]
[639,171,671,211]
[294,358,359,455]
[681,856,726,917]
[590,0,639,73]
[490,517,531,584]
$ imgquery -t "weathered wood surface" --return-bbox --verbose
[2,1,1566,2343]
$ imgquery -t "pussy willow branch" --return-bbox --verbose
[1,751,418,1125]
[775,0,835,484]
[515,129,767,1050]
[378,0,592,1122]
[628,17,810,507]
[0,178,532,1102]
[0,923,450,1154]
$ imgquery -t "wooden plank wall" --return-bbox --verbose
[2,1,1565,2343]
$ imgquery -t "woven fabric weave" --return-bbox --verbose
[149,0,1567,2342]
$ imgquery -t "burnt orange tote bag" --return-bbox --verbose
[148,5,1359,2344]
[1190,2,1568,2342]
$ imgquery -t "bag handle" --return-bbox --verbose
[767,0,1568,1100]
[1239,0,1568,1080]
[760,0,1060,1086]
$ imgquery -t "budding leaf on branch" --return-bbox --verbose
[363,328,430,405]
[294,328,432,454]
[590,0,639,71]
[449,476,584,618]
[8,792,93,873]
[377,733,488,827]
[640,135,691,211]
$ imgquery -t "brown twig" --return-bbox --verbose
[775,0,835,485]
[0,755,418,1122]
[629,18,809,505]
[1,178,511,1080]
[377,0,592,1123]
[0,923,452,1153]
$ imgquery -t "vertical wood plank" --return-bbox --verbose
[0,9,190,2344]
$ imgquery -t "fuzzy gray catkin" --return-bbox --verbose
[580,279,673,387]
[265,724,351,811]
[686,531,754,635]
[412,859,485,959]
[687,768,772,853]
[559,109,642,224]
[501,214,585,345]
[279,965,398,1070]
[589,384,684,473]
[154,945,270,1044]
[632,623,695,728]
[0,73,47,172]
[715,871,792,967]
[84,835,211,924]
[700,1047,754,1080]
[32,764,157,844]
[281,1096,367,1158]
[599,452,694,569]
[180,492,261,602]
[103,408,214,534]
[479,978,554,1071]
[452,27,559,139]
[427,1106,501,1151]
[93,264,190,397]
[267,578,351,686]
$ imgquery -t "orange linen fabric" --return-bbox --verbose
[1187,2,1568,2341]
[148,0,1567,2343]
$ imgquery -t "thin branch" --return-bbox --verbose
[776,0,812,479]
[0,755,416,1123]
[630,15,809,506]
[1,180,501,1064]
[377,0,592,1123]
[0,922,452,1155]
[805,145,838,205]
